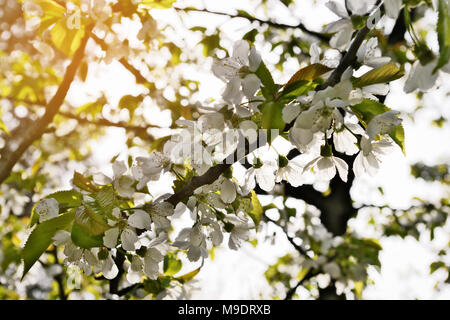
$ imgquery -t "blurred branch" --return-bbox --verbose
[263,213,308,256]
[0,24,94,185]
[89,32,155,88]
[173,7,331,41]
[284,269,317,300]
[58,111,158,141]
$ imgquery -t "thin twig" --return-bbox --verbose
[174,7,331,41]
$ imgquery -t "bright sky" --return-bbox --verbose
[61,0,450,299]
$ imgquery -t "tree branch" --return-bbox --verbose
[284,269,318,300]
[58,111,159,141]
[109,250,125,295]
[0,24,94,184]
[263,213,308,256]
[316,26,371,90]
[173,7,331,41]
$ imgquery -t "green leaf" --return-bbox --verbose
[74,186,115,236]
[175,266,201,284]
[354,281,364,299]
[389,124,406,155]
[76,202,110,236]
[279,80,316,100]
[430,261,446,274]
[284,63,333,86]
[22,210,75,279]
[349,99,390,125]
[47,190,83,207]
[163,255,182,276]
[199,34,220,57]
[249,191,263,227]
[71,223,104,249]
[237,9,255,20]
[362,238,383,251]
[435,0,450,72]
[76,99,105,117]
[167,43,182,65]
[95,186,115,216]
[50,18,85,57]
[255,61,277,98]
[140,0,176,9]
[260,101,285,131]
[353,62,404,87]
[73,171,99,193]
[118,94,143,118]
[243,29,258,43]
[33,0,66,36]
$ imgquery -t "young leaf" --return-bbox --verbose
[118,94,143,118]
[350,99,390,125]
[50,18,85,57]
[249,190,263,227]
[435,0,450,72]
[73,171,99,193]
[175,266,201,284]
[255,61,277,98]
[353,62,404,87]
[279,80,316,100]
[34,0,65,35]
[22,210,75,279]
[95,186,115,216]
[163,255,182,276]
[71,223,104,249]
[47,190,83,207]
[430,261,446,274]
[237,9,255,20]
[284,63,333,87]
[75,203,110,236]
[260,102,285,131]
[389,124,406,155]
[140,0,176,9]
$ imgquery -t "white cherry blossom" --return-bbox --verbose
[275,156,306,187]
[324,0,377,50]
[353,136,394,177]
[356,38,391,68]
[35,198,59,223]
[212,40,262,105]
[303,153,349,182]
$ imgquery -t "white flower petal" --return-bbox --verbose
[220,179,237,204]
[325,1,349,18]
[248,46,262,72]
[282,103,301,123]
[222,78,243,105]
[384,0,403,19]
[121,228,138,251]
[332,157,349,182]
[128,210,152,230]
[242,74,261,97]
[232,40,250,66]
[103,227,119,248]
